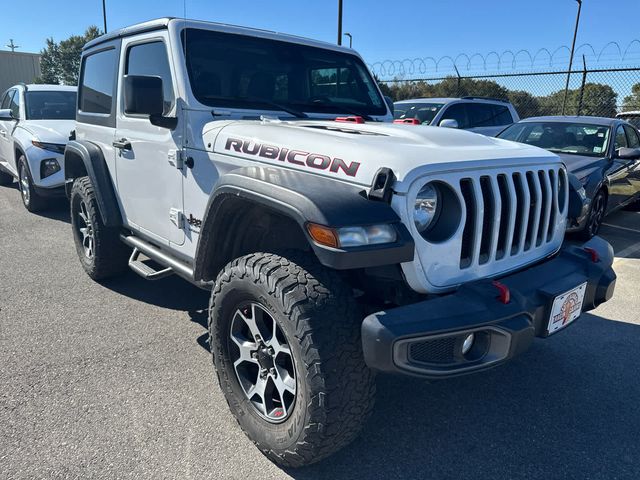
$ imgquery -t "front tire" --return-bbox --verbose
[579,189,607,239]
[70,177,129,280]
[209,253,376,467]
[18,156,46,212]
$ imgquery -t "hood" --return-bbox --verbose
[19,120,75,144]
[555,152,607,181]
[206,119,560,191]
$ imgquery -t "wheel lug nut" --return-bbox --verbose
[269,367,277,376]
[268,347,275,355]
[251,352,258,359]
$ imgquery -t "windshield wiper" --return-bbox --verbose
[243,97,308,119]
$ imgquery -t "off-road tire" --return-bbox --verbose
[578,189,607,240]
[18,156,46,212]
[0,168,12,186]
[70,177,129,280]
[209,252,376,468]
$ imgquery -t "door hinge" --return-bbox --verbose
[168,149,184,169]
[169,208,184,229]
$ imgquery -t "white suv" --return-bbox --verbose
[0,84,77,212]
[394,96,519,136]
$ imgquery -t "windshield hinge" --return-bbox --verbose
[168,149,184,169]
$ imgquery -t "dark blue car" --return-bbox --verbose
[498,116,640,238]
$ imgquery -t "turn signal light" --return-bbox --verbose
[307,223,339,248]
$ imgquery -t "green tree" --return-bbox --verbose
[37,26,102,85]
[539,83,617,117]
[622,83,640,112]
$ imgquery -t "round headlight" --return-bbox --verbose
[414,182,441,233]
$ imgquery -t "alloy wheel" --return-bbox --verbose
[229,302,296,423]
[19,164,30,206]
[76,201,95,259]
[588,193,606,237]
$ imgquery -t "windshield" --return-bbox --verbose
[498,121,610,157]
[393,102,444,125]
[25,91,76,120]
[181,28,386,117]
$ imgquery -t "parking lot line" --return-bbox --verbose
[613,240,640,264]
[602,223,640,235]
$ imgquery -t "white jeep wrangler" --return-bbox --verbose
[65,18,616,467]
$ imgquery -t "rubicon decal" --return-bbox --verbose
[225,138,361,177]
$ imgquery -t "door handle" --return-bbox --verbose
[113,138,132,150]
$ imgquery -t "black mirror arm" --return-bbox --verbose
[150,114,178,130]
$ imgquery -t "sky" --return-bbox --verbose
[3,0,640,72]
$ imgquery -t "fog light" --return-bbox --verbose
[40,158,61,179]
[462,333,475,355]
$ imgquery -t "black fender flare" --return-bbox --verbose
[193,166,414,281]
[64,140,122,227]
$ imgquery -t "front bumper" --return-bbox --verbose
[362,236,616,379]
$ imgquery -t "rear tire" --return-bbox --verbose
[70,176,129,280]
[579,189,607,240]
[18,156,46,212]
[209,253,376,467]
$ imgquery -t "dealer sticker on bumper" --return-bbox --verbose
[547,282,588,335]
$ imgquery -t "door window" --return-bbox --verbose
[125,41,175,115]
[440,103,468,128]
[493,105,514,125]
[614,125,628,150]
[623,125,640,148]
[9,90,20,118]
[79,48,118,114]
[1,89,14,109]
[467,103,498,127]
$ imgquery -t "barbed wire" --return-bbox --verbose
[369,39,640,80]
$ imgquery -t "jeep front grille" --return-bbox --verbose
[398,163,569,292]
[459,167,568,269]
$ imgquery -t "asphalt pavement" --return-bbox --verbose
[1,183,640,480]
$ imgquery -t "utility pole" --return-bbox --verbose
[344,33,352,48]
[6,39,20,52]
[337,0,343,45]
[102,0,108,33]
[561,0,582,115]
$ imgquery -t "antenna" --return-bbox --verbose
[6,39,20,52]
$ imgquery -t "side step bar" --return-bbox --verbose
[121,234,194,281]
[128,248,174,280]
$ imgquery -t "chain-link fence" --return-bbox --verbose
[377,66,640,119]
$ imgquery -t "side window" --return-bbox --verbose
[9,90,20,118]
[440,103,468,128]
[125,41,175,115]
[0,90,13,109]
[614,125,628,150]
[493,105,514,125]
[623,125,640,148]
[79,48,118,114]
[467,103,497,127]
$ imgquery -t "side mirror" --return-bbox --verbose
[124,75,164,116]
[615,147,640,160]
[439,118,459,129]
[0,108,15,121]
[384,96,394,116]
